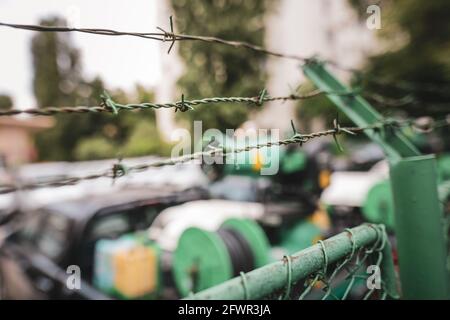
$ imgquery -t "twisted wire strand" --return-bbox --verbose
[0,21,310,61]
[0,89,327,116]
[0,125,362,194]
[0,116,448,194]
[2,21,449,95]
[0,21,445,109]
[0,89,419,117]
[0,21,393,77]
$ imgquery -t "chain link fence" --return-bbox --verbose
[186,224,399,300]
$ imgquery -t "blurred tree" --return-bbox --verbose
[74,136,116,161]
[122,121,172,157]
[171,0,275,131]
[347,0,450,118]
[0,94,13,110]
[32,16,165,161]
[297,0,450,141]
[31,17,82,107]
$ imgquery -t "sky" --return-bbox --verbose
[0,0,162,108]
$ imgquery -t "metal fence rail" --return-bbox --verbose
[186,224,399,300]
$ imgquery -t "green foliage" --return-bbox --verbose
[31,16,163,161]
[171,0,274,130]
[74,136,116,161]
[31,17,82,107]
[0,94,13,110]
[348,0,450,118]
[122,120,172,157]
[297,0,450,144]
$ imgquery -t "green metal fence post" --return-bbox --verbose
[390,155,449,299]
[185,224,397,300]
[302,60,450,299]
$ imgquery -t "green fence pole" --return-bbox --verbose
[390,155,450,299]
[186,224,398,300]
[302,60,449,299]
[302,60,419,162]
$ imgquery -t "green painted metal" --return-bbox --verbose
[280,151,307,174]
[280,220,322,254]
[201,132,281,177]
[186,224,399,300]
[439,180,450,202]
[363,176,450,232]
[437,153,450,181]
[173,227,233,297]
[362,180,395,230]
[302,60,419,163]
[172,218,270,297]
[390,155,450,299]
[201,132,308,178]
[303,60,449,300]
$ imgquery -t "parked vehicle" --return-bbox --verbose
[0,186,207,299]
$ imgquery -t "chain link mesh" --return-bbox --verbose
[188,224,398,300]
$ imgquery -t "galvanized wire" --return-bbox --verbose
[0,123,364,194]
[3,19,449,95]
[0,89,326,116]
[2,20,447,113]
[0,21,309,61]
[0,90,431,117]
[0,116,448,194]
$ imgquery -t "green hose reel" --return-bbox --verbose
[172,218,270,297]
[280,220,322,254]
[362,180,396,230]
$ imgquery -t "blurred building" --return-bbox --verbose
[155,0,377,136]
[0,116,53,166]
[255,0,378,131]
[154,0,184,142]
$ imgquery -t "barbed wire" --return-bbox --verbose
[0,122,364,194]
[2,20,448,99]
[0,115,448,194]
[0,20,310,62]
[0,19,449,194]
[0,89,418,117]
[0,22,166,41]
[0,89,323,116]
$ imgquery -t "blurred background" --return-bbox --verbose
[1,0,448,165]
[0,0,449,300]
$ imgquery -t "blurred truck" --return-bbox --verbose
[0,186,207,299]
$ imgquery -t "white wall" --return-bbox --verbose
[255,0,377,131]
[153,0,378,137]
[154,0,184,142]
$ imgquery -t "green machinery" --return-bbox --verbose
[186,224,399,300]
[303,60,450,299]
[201,132,309,178]
[362,154,450,231]
[172,218,270,297]
[200,132,326,259]
[186,62,449,300]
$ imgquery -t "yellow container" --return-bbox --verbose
[113,245,158,299]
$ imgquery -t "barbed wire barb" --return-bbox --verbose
[0,123,370,194]
[2,20,450,97]
[0,87,409,117]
